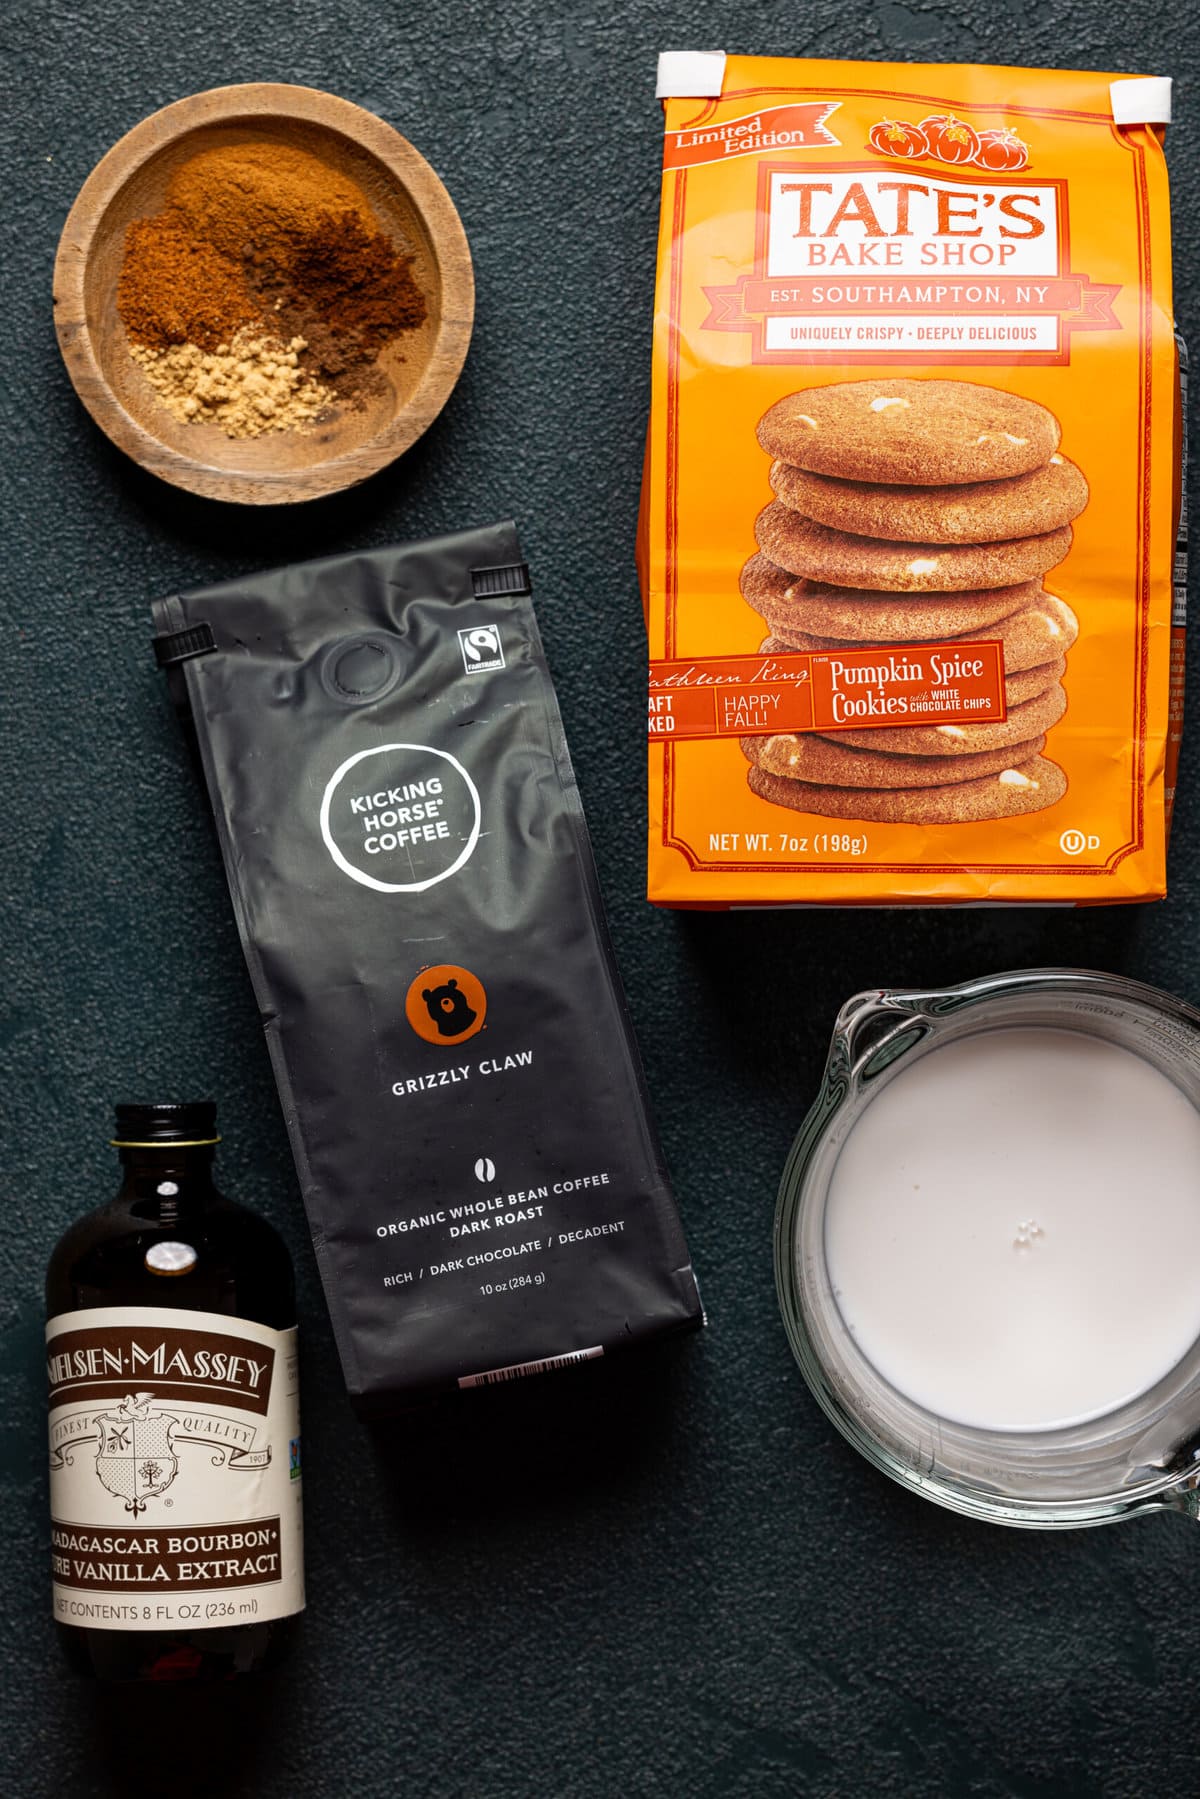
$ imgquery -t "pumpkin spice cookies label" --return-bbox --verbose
[648,641,1007,739]
[640,54,1182,904]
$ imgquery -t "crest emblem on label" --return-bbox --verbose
[94,1392,179,1515]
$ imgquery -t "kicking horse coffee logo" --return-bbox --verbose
[405,964,488,1047]
[423,977,477,1037]
[95,1393,179,1516]
[320,743,483,895]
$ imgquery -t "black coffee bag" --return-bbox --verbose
[152,522,702,1408]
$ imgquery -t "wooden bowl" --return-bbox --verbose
[53,83,474,504]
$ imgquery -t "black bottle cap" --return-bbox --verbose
[111,1101,221,1148]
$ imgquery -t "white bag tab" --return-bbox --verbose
[656,51,727,100]
[1110,77,1172,126]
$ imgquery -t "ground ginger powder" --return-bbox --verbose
[129,330,334,438]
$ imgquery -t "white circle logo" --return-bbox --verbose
[1059,828,1087,855]
[319,743,481,894]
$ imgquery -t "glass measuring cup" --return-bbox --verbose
[775,968,1200,1528]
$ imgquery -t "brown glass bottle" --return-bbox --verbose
[46,1102,303,1681]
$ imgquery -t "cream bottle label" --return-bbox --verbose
[47,1306,303,1631]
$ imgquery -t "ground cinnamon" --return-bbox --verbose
[165,143,375,261]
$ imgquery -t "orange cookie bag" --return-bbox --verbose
[639,54,1183,906]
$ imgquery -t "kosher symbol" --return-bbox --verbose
[94,1392,179,1516]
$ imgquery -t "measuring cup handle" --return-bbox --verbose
[828,970,1050,1092]
[1161,1475,1200,1521]
[829,987,935,1089]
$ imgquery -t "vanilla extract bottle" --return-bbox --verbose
[46,1102,304,1680]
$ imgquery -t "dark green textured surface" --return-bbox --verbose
[3,3,1199,1794]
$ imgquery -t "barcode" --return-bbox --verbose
[458,1347,604,1389]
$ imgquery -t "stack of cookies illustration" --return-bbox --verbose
[740,378,1086,825]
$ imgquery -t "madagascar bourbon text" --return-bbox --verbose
[47,1308,303,1631]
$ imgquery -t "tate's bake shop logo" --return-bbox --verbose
[703,139,1119,363]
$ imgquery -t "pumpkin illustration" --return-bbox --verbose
[868,118,929,159]
[920,114,981,165]
[974,127,1030,172]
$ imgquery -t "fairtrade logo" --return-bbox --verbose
[458,625,505,674]
[868,114,1029,173]
[405,964,488,1047]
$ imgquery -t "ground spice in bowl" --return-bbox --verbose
[128,330,331,434]
[116,142,427,438]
